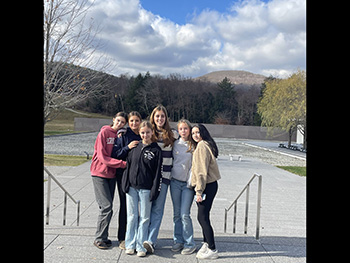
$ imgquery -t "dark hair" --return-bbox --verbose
[192,124,219,158]
[110,111,128,126]
[128,111,142,121]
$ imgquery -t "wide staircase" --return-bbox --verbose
[44,157,306,262]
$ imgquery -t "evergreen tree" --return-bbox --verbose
[125,72,151,118]
[214,77,237,124]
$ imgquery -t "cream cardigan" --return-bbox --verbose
[191,140,221,196]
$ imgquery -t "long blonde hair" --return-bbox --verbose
[150,105,174,147]
[177,118,195,153]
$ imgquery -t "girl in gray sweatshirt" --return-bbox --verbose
[169,119,197,255]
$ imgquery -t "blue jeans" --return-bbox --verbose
[125,187,152,252]
[147,182,169,246]
[170,179,196,248]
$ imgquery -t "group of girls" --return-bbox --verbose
[90,105,221,260]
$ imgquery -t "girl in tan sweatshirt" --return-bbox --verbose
[191,124,221,260]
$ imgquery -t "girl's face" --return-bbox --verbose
[154,110,166,129]
[112,116,126,131]
[192,127,202,143]
[178,123,190,141]
[140,126,153,145]
[129,116,141,133]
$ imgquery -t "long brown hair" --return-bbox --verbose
[128,111,141,121]
[150,105,174,147]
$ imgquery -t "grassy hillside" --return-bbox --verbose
[44,108,113,136]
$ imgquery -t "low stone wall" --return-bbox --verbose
[74,117,112,131]
[197,122,295,141]
[74,117,295,141]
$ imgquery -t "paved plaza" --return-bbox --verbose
[44,152,306,262]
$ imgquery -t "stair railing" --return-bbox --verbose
[44,167,80,226]
[224,173,262,239]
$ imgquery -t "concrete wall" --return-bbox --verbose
[74,117,112,132]
[74,117,296,141]
[196,123,295,141]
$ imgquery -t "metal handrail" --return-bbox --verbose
[44,167,80,226]
[224,173,262,239]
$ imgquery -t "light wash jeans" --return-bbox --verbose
[170,179,196,248]
[147,182,169,246]
[125,187,152,252]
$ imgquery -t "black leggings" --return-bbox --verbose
[116,170,127,241]
[196,181,218,250]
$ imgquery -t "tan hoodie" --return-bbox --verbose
[191,140,221,196]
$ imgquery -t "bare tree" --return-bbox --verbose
[235,86,260,125]
[44,0,111,125]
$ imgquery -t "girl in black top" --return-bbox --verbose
[111,111,142,248]
[122,121,163,257]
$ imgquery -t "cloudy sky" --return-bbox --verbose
[87,0,306,78]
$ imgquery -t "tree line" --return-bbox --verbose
[75,71,264,126]
[45,61,306,148]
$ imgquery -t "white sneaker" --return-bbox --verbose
[181,245,197,255]
[137,251,146,257]
[125,248,135,255]
[196,248,219,260]
[197,242,208,256]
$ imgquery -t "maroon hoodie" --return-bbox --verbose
[90,125,126,179]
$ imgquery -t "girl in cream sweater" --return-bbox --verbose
[191,124,221,260]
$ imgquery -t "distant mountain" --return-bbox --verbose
[195,70,267,86]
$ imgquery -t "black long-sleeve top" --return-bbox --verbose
[122,142,163,201]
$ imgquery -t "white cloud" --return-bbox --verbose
[86,0,306,78]
[268,0,306,33]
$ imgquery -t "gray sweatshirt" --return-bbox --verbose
[171,138,192,182]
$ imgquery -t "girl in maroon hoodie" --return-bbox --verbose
[91,112,128,249]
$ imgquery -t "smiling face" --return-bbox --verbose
[191,127,202,143]
[154,110,166,129]
[112,116,126,131]
[128,115,141,133]
[140,126,153,145]
[178,122,190,141]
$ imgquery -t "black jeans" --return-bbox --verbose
[116,170,127,241]
[196,181,218,250]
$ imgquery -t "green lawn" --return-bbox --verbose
[276,166,306,177]
[44,108,112,136]
[44,154,90,166]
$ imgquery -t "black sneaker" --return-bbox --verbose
[93,240,109,249]
[143,241,155,254]
[105,239,112,247]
